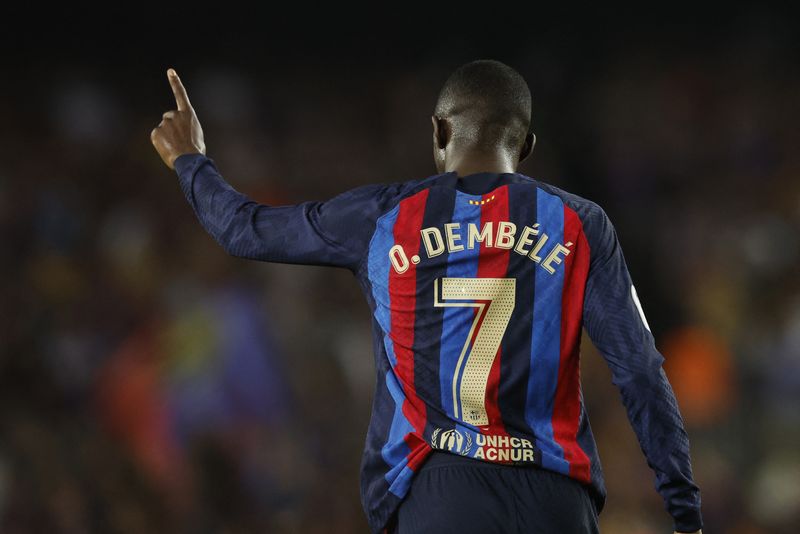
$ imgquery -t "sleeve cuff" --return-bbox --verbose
[674,509,703,532]
[174,152,209,177]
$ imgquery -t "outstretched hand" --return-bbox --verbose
[150,68,206,169]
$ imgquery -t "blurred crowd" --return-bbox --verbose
[1,14,799,534]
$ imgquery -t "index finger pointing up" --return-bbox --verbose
[167,68,192,112]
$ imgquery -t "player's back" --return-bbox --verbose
[362,169,600,530]
[170,151,702,533]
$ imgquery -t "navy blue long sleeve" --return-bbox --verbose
[580,203,703,532]
[174,152,396,272]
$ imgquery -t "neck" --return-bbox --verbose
[444,145,518,176]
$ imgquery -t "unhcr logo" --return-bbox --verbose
[430,427,473,456]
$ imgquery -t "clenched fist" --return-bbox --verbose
[150,68,206,169]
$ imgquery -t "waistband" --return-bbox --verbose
[422,449,543,470]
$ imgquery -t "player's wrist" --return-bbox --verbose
[170,150,204,166]
[173,151,208,177]
[671,503,703,534]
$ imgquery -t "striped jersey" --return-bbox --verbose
[173,153,703,533]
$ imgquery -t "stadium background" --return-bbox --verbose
[1,10,798,533]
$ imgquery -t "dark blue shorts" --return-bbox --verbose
[386,450,600,534]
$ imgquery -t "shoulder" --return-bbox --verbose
[523,178,619,267]
[321,172,452,235]
[360,171,453,218]
[529,179,609,227]
[394,171,453,200]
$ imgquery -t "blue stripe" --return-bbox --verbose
[384,333,398,367]
[368,206,400,335]
[438,191,482,423]
[367,206,415,485]
[382,357,413,469]
[386,464,415,498]
[526,188,568,474]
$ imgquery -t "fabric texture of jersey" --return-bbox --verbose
[173,153,703,533]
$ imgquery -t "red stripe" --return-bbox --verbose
[476,185,511,441]
[552,205,591,482]
[389,189,431,471]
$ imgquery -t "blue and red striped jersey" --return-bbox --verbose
[174,153,703,533]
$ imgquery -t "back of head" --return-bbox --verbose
[434,59,532,153]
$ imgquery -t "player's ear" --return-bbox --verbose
[432,115,449,150]
[519,131,536,163]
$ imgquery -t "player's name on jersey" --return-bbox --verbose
[389,222,573,275]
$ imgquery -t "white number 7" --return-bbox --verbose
[434,277,516,427]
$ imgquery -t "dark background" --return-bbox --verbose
[1,8,799,533]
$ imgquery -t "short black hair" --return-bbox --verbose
[434,59,532,151]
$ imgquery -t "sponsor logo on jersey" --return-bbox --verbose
[473,433,537,462]
[430,427,473,456]
[430,428,538,463]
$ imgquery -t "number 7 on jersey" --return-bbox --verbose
[434,277,516,427]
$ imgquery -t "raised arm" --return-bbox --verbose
[150,68,392,271]
[581,205,703,534]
